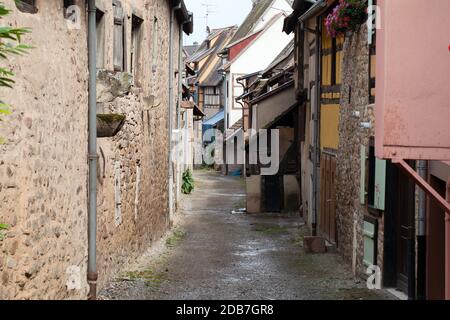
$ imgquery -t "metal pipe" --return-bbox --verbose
[446,178,450,300]
[168,4,180,221]
[177,22,183,135]
[312,16,321,237]
[222,73,228,175]
[417,160,427,300]
[87,0,98,300]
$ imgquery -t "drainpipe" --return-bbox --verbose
[312,16,322,237]
[446,178,450,300]
[222,73,228,175]
[417,160,427,300]
[168,4,180,221]
[87,0,98,300]
[177,21,184,202]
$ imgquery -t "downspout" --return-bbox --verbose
[87,0,98,300]
[168,4,180,221]
[222,73,228,175]
[446,178,450,300]
[177,20,184,204]
[312,16,321,237]
[237,79,246,177]
[417,160,427,300]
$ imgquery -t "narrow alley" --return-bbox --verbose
[100,171,393,300]
[1,0,449,304]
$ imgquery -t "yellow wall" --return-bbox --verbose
[320,104,340,150]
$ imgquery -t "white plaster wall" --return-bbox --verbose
[228,15,293,127]
[254,0,293,31]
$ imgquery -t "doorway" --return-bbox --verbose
[264,175,283,212]
[426,175,446,300]
[383,161,416,297]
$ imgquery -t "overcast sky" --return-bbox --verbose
[184,0,253,45]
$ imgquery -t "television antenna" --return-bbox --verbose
[201,2,216,33]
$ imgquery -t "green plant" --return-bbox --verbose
[0,1,31,144]
[181,169,194,194]
[0,223,9,241]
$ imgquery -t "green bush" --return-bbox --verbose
[181,169,194,194]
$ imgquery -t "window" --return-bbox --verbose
[16,0,38,13]
[96,9,106,69]
[361,137,386,211]
[113,0,126,72]
[204,87,221,108]
[151,17,159,73]
[131,14,143,79]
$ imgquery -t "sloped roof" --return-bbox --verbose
[187,47,215,64]
[220,13,285,71]
[262,39,295,76]
[229,0,274,44]
[197,27,237,87]
[184,44,199,57]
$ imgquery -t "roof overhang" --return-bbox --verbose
[283,0,326,34]
[249,80,294,105]
[172,0,194,35]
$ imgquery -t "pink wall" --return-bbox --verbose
[375,0,450,160]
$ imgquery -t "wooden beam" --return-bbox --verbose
[393,158,450,213]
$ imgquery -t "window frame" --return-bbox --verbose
[113,0,126,72]
[16,0,38,14]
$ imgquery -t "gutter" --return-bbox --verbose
[417,160,427,300]
[87,0,98,300]
[248,80,294,105]
[298,0,327,24]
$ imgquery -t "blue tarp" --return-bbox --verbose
[202,110,224,144]
[202,110,224,126]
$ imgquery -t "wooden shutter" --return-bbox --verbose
[113,1,125,71]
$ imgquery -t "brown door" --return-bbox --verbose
[396,168,416,294]
[426,175,446,300]
[319,153,337,243]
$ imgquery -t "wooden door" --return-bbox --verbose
[426,175,446,299]
[319,153,337,243]
[396,166,416,294]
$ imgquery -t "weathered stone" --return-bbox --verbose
[0,0,181,300]
[6,258,17,269]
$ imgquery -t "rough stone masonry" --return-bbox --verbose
[0,0,182,299]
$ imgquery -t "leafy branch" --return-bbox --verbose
[0,1,31,144]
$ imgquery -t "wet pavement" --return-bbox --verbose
[100,170,395,300]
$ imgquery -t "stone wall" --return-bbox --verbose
[0,0,183,299]
[0,0,89,299]
[336,24,383,277]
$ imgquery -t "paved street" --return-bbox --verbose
[100,171,394,300]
